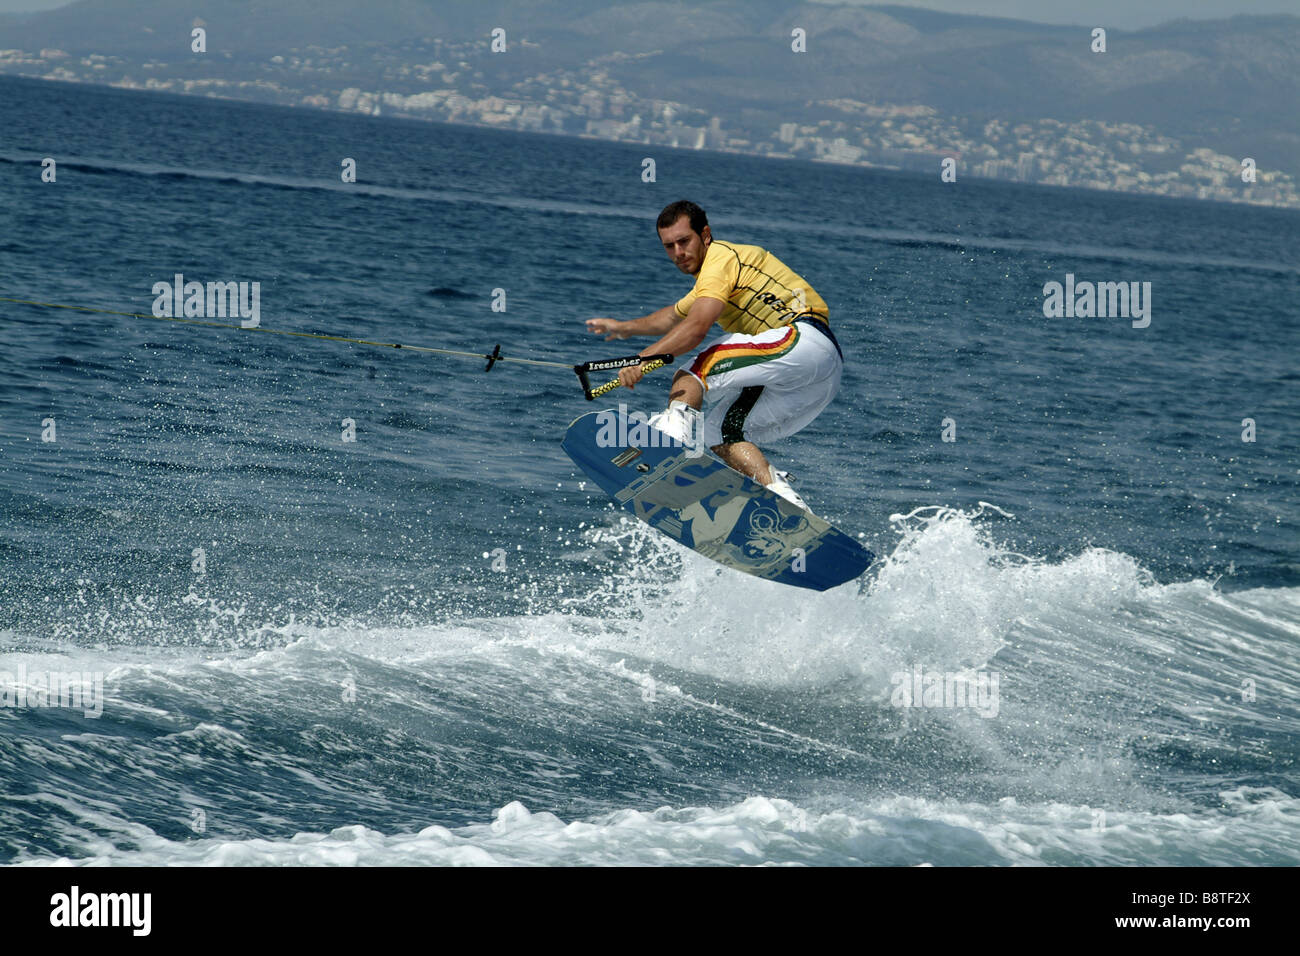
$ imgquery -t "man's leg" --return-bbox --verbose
[645,371,704,446]
[712,441,774,485]
[662,372,781,486]
[673,349,767,480]
[654,322,838,508]
[668,370,702,410]
[690,324,842,511]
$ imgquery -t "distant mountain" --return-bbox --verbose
[549,5,1299,157]
[3,1,1297,182]
[0,0,639,54]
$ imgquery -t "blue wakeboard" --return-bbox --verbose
[562,409,873,591]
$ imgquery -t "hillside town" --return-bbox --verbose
[2,43,1294,208]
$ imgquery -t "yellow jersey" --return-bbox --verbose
[673,239,829,335]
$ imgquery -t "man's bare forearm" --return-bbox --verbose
[642,298,721,358]
[619,305,681,337]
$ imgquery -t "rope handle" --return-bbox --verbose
[587,358,670,400]
[574,353,674,401]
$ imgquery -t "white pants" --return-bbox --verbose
[685,319,843,448]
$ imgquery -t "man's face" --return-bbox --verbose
[659,216,711,275]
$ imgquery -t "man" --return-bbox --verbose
[585,199,843,511]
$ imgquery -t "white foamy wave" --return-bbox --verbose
[548,505,1163,693]
[14,788,1299,867]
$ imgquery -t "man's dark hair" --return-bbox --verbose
[657,200,708,236]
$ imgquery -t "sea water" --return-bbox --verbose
[1,76,1297,865]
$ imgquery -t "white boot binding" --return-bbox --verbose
[646,400,699,445]
[765,468,811,512]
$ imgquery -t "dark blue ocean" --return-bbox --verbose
[2,74,1298,865]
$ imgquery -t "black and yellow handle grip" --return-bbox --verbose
[574,353,674,401]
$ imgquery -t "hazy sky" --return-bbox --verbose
[1,0,67,9]
[1,0,1297,28]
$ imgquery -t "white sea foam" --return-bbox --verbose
[10,507,1296,706]
[13,787,1299,867]
[529,506,1165,692]
[5,509,1296,869]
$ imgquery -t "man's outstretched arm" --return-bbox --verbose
[585,304,681,340]
[617,296,725,391]
[642,296,723,359]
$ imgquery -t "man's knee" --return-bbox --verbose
[670,370,703,408]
